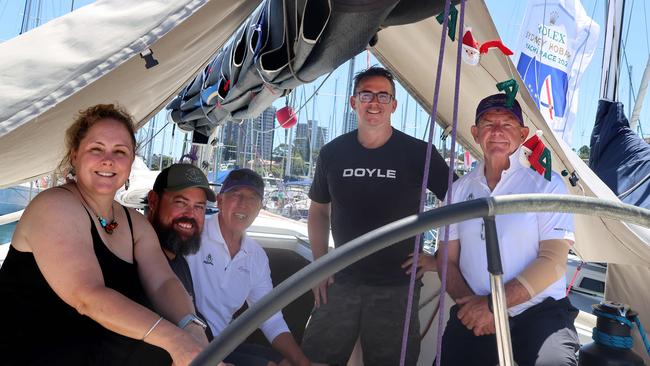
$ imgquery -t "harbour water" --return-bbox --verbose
[0,203,23,244]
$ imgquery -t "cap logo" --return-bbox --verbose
[185,168,204,184]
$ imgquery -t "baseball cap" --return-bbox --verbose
[153,163,216,202]
[220,168,265,199]
[475,93,524,126]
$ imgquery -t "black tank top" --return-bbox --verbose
[0,198,171,365]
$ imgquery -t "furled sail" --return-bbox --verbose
[590,100,650,209]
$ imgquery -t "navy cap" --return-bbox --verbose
[153,163,216,202]
[475,93,524,126]
[220,169,265,199]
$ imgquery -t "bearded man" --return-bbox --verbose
[147,163,216,333]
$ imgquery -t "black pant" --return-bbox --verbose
[438,297,580,366]
[224,343,283,366]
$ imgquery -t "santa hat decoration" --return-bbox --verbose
[461,27,514,66]
[480,40,514,56]
[520,131,552,181]
[462,28,480,66]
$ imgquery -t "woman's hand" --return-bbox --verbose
[184,322,209,346]
[168,330,206,366]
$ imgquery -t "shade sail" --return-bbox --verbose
[0,0,260,187]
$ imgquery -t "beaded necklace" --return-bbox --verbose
[76,186,118,234]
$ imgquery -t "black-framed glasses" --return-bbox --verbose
[356,91,394,104]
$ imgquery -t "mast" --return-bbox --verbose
[599,0,626,101]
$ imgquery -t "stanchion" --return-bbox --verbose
[483,216,514,366]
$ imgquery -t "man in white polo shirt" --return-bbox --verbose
[435,93,579,365]
[186,168,311,366]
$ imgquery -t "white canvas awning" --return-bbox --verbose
[0,0,260,187]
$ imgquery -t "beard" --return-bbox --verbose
[152,216,202,257]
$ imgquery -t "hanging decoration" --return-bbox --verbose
[496,78,519,108]
[435,5,458,41]
[461,27,480,65]
[276,105,298,129]
[461,27,514,66]
[520,130,552,181]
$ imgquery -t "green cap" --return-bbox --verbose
[153,163,216,202]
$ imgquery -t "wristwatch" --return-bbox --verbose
[178,314,208,330]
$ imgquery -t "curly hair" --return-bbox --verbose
[58,104,137,176]
[352,66,396,95]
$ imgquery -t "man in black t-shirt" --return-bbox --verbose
[301,67,450,365]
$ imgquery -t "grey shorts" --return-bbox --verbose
[301,280,421,366]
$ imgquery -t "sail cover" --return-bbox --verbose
[166,0,451,137]
[590,100,650,209]
[0,0,260,187]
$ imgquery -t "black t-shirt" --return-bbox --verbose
[168,255,195,300]
[309,128,450,285]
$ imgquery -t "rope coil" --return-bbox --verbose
[592,308,650,357]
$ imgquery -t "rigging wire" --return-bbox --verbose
[623,0,635,47]
[643,1,650,54]
[136,122,170,154]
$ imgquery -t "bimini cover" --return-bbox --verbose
[0,0,260,187]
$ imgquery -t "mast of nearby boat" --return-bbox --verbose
[331,78,338,140]
[630,58,650,132]
[600,0,626,101]
[308,86,318,178]
[285,123,293,177]
[343,58,355,133]
[250,118,255,169]
[159,115,166,170]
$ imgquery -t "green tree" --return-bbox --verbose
[273,144,289,163]
[578,145,590,160]
[290,149,306,176]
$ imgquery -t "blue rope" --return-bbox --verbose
[592,309,650,356]
[592,328,633,349]
[634,315,650,357]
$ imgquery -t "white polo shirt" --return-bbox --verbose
[186,214,290,342]
[442,147,575,316]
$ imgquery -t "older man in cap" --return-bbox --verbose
[435,93,579,365]
[147,163,216,337]
[186,168,311,366]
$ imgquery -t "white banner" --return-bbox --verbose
[514,0,599,145]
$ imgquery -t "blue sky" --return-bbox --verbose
[1,0,648,159]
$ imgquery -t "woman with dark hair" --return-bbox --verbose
[0,104,215,365]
